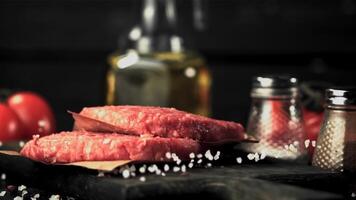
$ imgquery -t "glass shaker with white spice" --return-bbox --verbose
[242,76,307,161]
[312,88,356,172]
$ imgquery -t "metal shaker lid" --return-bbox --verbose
[326,87,356,106]
[252,76,298,89]
[251,75,298,98]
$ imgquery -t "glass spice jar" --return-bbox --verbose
[243,76,307,160]
[312,88,356,172]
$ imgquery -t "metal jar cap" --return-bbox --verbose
[326,87,356,107]
[251,76,299,98]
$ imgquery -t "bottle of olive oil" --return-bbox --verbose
[107,0,211,116]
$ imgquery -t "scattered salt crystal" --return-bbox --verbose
[197,154,203,159]
[197,159,202,164]
[21,190,28,197]
[148,165,158,173]
[311,140,316,147]
[181,165,186,172]
[139,176,146,182]
[189,153,195,159]
[260,152,266,160]
[165,152,172,159]
[14,196,23,200]
[204,150,214,161]
[254,153,259,162]
[1,173,6,180]
[97,171,105,177]
[190,159,194,163]
[122,169,130,178]
[351,192,355,197]
[164,164,170,172]
[131,172,136,177]
[206,163,212,167]
[155,169,161,175]
[0,191,6,196]
[18,185,26,191]
[188,163,194,168]
[130,165,136,172]
[161,172,166,176]
[139,165,146,173]
[19,141,25,148]
[236,157,242,164]
[33,194,40,198]
[49,194,60,200]
[304,139,310,148]
[176,159,182,165]
[247,153,255,160]
[213,151,221,160]
[171,153,178,160]
[173,166,180,172]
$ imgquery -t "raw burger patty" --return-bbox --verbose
[76,106,245,142]
[20,131,200,163]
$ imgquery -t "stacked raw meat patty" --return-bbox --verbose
[21,106,246,163]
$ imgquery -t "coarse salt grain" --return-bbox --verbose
[173,166,180,172]
[188,163,194,168]
[148,164,158,173]
[181,165,186,172]
[122,169,130,178]
[247,153,254,160]
[0,191,6,196]
[130,165,136,172]
[236,157,242,164]
[19,141,25,148]
[197,159,202,164]
[213,151,221,160]
[14,196,23,200]
[22,190,28,197]
[164,164,170,172]
[165,152,172,159]
[304,139,310,148]
[97,172,105,177]
[254,153,259,162]
[351,192,355,197]
[189,153,195,159]
[161,172,166,176]
[33,194,40,198]
[155,169,161,175]
[139,165,146,173]
[1,173,6,180]
[139,176,146,182]
[260,152,266,160]
[131,172,136,177]
[176,159,182,165]
[311,140,316,147]
[206,163,212,167]
[197,154,203,159]
[18,185,26,191]
[49,194,60,200]
[204,150,213,161]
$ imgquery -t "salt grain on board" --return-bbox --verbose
[351,192,355,197]
[206,163,212,167]
[181,165,186,172]
[1,173,6,180]
[204,150,213,161]
[189,153,195,159]
[14,196,23,200]
[161,172,166,176]
[165,152,172,159]
[19,141,25,148]
[49,194,61,200]
[197,154,203,159]
[139,176,146,182]
[33,194,40,199]
[197,159,202,164]
[247,153,254,160]
[236,157,242,164]
[18,185,26,191]
[213,151,221,160]
[139,165,146,173]
[164,164,170,172]
[0,191,6,197]
[97,172,105,177]
[122,169,130,179]
[304,139,310,148]
[173,166,180,172]
[21,190,28,197]
[188,163,194,168]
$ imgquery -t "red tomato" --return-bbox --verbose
[0,104,24,141]
[7,92,56,138]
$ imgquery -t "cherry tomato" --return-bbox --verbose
[7,92,56,138]
[0,104,24,141]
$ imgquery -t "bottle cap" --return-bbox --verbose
[326,87,356,107]
[251,75,299,98]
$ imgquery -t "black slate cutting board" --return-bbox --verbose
[0,151,351,200]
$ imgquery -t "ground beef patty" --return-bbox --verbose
[76,106,245,143]
[20,131,200,163]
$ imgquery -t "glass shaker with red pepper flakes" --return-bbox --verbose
[242,76,307,160]
[312,88,356,172]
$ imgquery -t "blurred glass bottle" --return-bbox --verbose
[312,88,356,172]
[243,76,307,160]
[107,0,211,116]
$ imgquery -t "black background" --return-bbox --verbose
[1,0,356,131]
